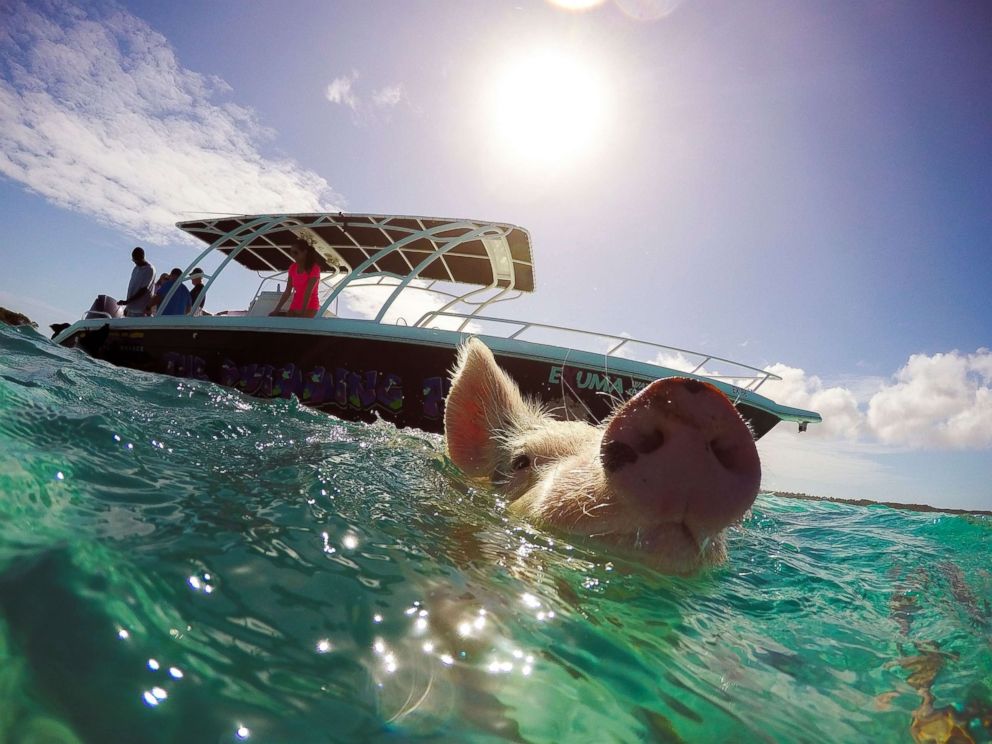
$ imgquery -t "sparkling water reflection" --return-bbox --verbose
[0,325,990,743]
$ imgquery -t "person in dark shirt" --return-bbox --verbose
[150,268,192,316]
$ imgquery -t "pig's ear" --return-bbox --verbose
[445,339,533,478]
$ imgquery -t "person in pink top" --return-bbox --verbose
[271,238,321,317]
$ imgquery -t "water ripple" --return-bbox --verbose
[1,326,990,743]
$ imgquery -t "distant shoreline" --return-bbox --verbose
[770,491,992,517]
[0,306,37,328]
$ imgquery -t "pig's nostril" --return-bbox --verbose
[709,439,738,471]
[635,428,665,455]
[682,379,705,394]
[602,440,639,473]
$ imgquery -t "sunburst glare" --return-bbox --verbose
[546,0,608,10]
[486,46,613,171]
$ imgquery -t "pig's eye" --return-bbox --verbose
[510,454,531,471]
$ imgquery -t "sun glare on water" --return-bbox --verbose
[487,47,612,170]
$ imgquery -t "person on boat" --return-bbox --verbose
[149,268,193,316]
[149,273,170,313]
[270,238,321,318]
[189,267,208,315]
[118,247,156,317]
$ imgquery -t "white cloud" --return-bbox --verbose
[371,84,404,107]
[760,349,992,451]
[650,350,699,372]
[325,73,359,109]
[0,0,338,244]
[866,349,992,449]
[762,363,864,441]
[325,72,405,120]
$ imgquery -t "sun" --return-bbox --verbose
[487,47,612,170]
[546,0,608,9]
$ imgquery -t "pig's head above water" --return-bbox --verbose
[444,339,761,575]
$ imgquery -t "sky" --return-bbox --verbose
[0,0,990,510]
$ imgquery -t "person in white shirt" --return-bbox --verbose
[118,247,156,317]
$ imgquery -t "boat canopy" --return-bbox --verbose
[176,213,535,292]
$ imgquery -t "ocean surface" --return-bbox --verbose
[0,323,990,744]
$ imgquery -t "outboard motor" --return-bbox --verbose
[83,295,123,320]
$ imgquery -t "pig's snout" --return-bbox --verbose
[600,377,760,537]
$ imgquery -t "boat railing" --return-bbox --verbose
[101,267,778,391]
[237,275,780,391]
[413,310,781,392]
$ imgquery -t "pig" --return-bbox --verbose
[444,339,761,575]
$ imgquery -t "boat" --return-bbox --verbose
[53,212,821,438]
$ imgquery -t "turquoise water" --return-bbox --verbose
[0,324,990,744]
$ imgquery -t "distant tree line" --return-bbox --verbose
[770,491,991,517]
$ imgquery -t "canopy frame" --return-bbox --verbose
[169,212,534,322]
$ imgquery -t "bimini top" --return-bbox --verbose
[176,212,535,292]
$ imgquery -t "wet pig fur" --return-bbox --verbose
[444,339,761,575]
